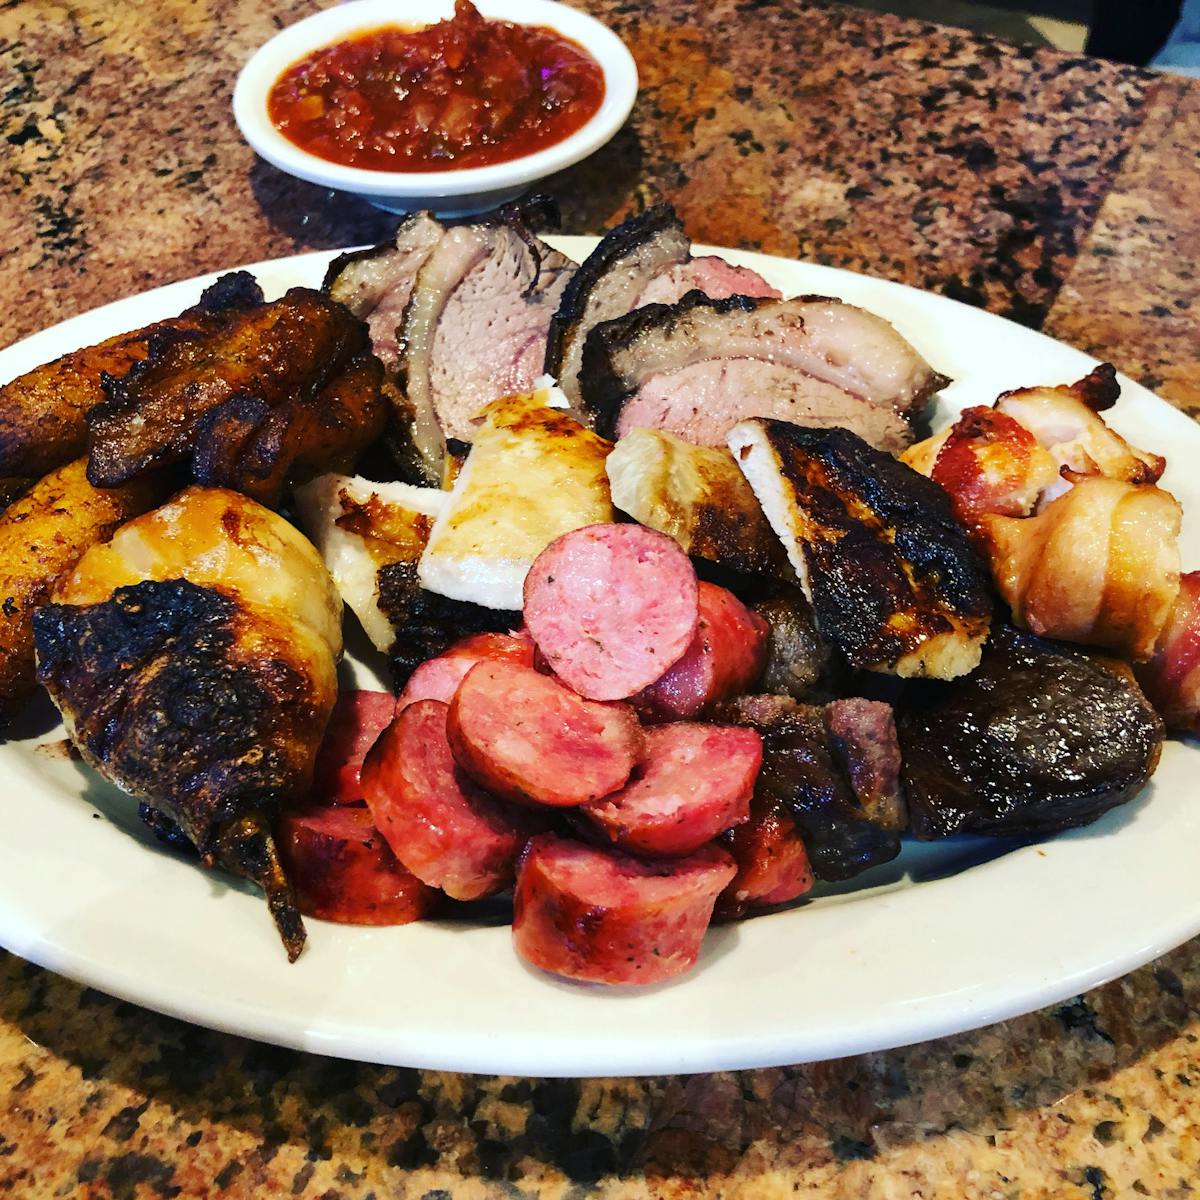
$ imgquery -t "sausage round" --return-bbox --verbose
[396,631,534,713]
[313,689,398,804]
[513,834,736,985]
[637,582,770,719]
[715,797,814,920]
[582,723,760,856]
[361,699,532,901]
[523,523,699,700]
[448,660,643,806]
[277,802,439,925]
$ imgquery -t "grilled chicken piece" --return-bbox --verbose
[419,388,613,611]
[581,292,948,451]
[86,288,386,506]
[719,693,904,882]
[0,457,164,723]
[979,475,1181,662]
[398,201,575,476]
[605,428,784,576]
[0,272,263,481]
[899,625,1164,838]
[545,205,691,410]
[729,420,993,679]
[293,472,447,652]
[33,487,344,960]
[1137,570,1200,732]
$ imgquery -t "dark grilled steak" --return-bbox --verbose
[721,693,904,881]
[580,292,948,451]
[731,421,993,680]
[898,625,1164,839]
[398,214,575,475]
[377,559,520,687]
[323,212,445,371]
[545,205,690,409]
[825,698,907,830]
[750,583,838,700]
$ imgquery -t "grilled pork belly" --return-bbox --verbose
[729,420,992,679]
[86,287,386,506]
[293,472,447,653]
[545,205,691,410]
[899,625,1164,839]
[605,428,783,576]
[398,205,575,475]
[980,475,1181,662]
[419,389,613,611]
[580,293,947,452]
[0,271,263,481]
[34,487,345,960]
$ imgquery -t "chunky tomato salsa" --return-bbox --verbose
[267,0,606,172]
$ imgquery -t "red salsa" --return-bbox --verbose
[267,0,607,172]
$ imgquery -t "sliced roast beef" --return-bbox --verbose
[545,205,691,410]
[323,212,445,371]
[634,256,781,307]
[399,219,575,474]
[580,292,948,452]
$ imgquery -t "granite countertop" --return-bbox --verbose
[3,1,1200,1195]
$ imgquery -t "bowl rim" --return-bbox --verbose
[233,0,639,199]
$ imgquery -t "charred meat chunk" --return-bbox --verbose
[750,582,838,701]
[898,625,1164,839]
[721,694,904,882]
[580,292,947,451]
[86,287,386,507]
[730,420,993,679]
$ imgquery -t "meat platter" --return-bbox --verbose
[1,227,1199,1076]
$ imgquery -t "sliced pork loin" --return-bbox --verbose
[580,292,948,453]
[633,256,781,307]
[400,210,576,475]
[545,205,691,411]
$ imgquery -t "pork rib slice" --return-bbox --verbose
[545,205,691,411]
[580,292,948,453]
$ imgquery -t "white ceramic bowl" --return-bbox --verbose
[233,0,638,216]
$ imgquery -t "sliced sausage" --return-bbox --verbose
[277,803,439,925]
[637,582,770,719]
[313,690,398,804]
[448,660,643,806]
[513,834,736,985]
[582,723,760,856]
[396,630,534,713]
[523,523,700,700]
[715,797,814,920]
[361,699,532,900]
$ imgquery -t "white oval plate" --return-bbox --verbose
[2,239,1199,1077]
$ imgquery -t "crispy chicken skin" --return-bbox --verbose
[0,272,263,480]
[34,487,344,960]
[0,457,163,723]
[86,288,386,506]
[729,420,993,680]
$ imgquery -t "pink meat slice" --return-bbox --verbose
[396,631,534,713]
[634,257,781,307]
[447,660,644,806]
[582,722,761,857]
[513,833,736,985]
[523,523,700,701]
[638,582,770,719]
[716,796,814,919]
[360,699,531,901]
[614,357,913,450]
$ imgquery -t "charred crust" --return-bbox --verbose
[191,270,264,314]
[34,579,314,848]
[580,291,767,439]
[138,803,198,854]
[1074,362,1121,412]
[321,212,439,294]
[544,204,685,377]
[377,560,519,688]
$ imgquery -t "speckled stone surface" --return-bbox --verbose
[4,1,1200,1196]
